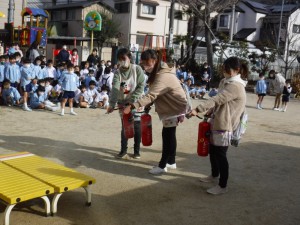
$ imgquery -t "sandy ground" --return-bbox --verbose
[0,93,299,225]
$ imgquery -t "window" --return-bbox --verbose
[142,4,156,15]
[67,9,76,20]
[293,24,300,33]
[168,9,183,20]
[115,2,130,13]
[51,11,62,21]
[219,15,229,28]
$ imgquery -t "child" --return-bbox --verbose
[186,70,195,84]
[0,55,5,94]
[99,67,113,93]
[48,80,62,103]
[70,48,79,66]
[46,59,57,80]
[59,63,79,116]
[44,78,53,99]
[256,73,267,109]
[280,81,292,112]
[30,85,60,111]
[5,55,21,88]
[80,61,90,80]
[96,86,109,109]
[20,58,35,111]
[76,84,92,108]
[208,87,218,97]
[84,69,97,88]
[87,80,99,108]
[32,57,42,79]
[2,79,23,106]
[38,61,47,80]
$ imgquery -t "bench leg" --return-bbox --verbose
[4,204,16,225]
[83,186,92,206]
[51,193,62,216]
[41,196,51,217]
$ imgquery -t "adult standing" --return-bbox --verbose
[123,49,187,175]
[268,71,286,110]
[107,48,145,159]
[57,45,70,64]
[0,41,4,56]
[87,48,99,68]
[188,57,247,195]
[28,41,40,63]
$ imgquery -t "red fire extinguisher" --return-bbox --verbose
[197,117,211,157]
[123,111,134,139]
[141,112,152,146]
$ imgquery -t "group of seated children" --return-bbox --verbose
[182,76,218,99]
[1,55,112,115]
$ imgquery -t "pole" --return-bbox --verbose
[168,0,175,49]
[8,0,15,24]
[277,0,285,49]
[91,30,94,53]
[230,4,235,42]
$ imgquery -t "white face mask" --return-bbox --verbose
[24,64,30,68]
[118,60,130,68]
[107,62,111,66]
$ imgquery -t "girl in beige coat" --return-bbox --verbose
[124,49,187,175]
[189,57,247,195]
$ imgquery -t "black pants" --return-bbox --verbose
[209,144,229,188]
[159,126,177,169]
[121,120,141,154]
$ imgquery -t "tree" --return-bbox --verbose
[91,13,121,57]
[177,0,239,72]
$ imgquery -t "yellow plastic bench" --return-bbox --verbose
[0,153,54,225]
[0,152,96,224]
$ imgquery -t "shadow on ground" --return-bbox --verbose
[0,136,300,225]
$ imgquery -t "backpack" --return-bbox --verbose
[231,110,248,147]
[181,82,192,114]
[102,76,110,89]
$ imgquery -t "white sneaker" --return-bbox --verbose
[199,175,218,183]
[166,163,177,169]
[273,108,279,111]
[22,106,32,111]
[60,112,64,116]
[70,111,77,115]
[279,108,283,112]
[257,106,262,110]
[149,166,167,175]
[207,185,227,195]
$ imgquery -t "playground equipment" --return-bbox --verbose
[142,34,167,62]
[19,8,49,47]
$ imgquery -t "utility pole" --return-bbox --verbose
[8,0,15,24]
[229,4,235,42]
[277,0,285,49]
[168,0,175,49]
[22,0,27,9]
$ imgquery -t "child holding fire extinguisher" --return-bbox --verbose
[188,57,247,195]
[106,48,145,159]
[123,49,188,175]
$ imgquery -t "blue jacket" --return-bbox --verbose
[37,67,48,80]
[0,64,5,82]
[30,92,46,107]
[32,65,41,79]
[2,87,21,104]
[256,79,267,94]
[59,72,79,91]
[84,76,97,88]
[20,66,34,87]
[5,64,21,83]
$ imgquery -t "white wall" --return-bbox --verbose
[287,9,300,52]
[113,0,188,48]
